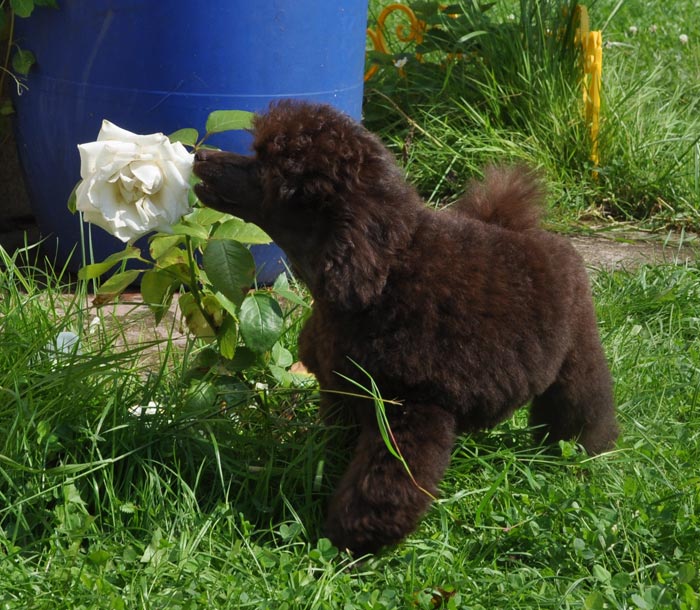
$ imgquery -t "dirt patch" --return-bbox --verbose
[568,230,698,271]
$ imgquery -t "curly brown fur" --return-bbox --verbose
[194,100,618,556]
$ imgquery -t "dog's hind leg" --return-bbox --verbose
[529,329,618,455]
[324,403,456,556]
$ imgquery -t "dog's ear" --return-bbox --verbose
[251,101,417,309]
[314,207,393,309]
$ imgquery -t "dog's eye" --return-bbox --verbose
[279,185,297,199]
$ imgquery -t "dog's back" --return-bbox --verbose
[452,165,545,232]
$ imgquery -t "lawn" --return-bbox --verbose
[365,0,700,228]
[1,1,700,609]
[4,256,700,609]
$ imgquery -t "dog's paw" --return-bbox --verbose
[324,494,403,557]
[324,469,432,556]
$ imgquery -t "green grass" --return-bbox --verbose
[2,244,700,608]
[364,0,700,228]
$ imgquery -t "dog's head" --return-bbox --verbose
[194,100,418,309]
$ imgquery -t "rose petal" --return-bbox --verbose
[134,196,160,224]
[152,174,190,221]
[130,161,164,194]
[80,175,145,242]
[111,211,146,242]
[78,141,135,180]
[79,179,142,243]
[111,168,133,187]
[98,120,167,149]
[77,141,104,177]
[160,158,190,191]
[97,119,135,141]
[162,139,195,172]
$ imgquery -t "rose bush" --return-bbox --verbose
[75,120,194,243]
[69,110,311,389]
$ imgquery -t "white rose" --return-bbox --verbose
[75,120,194,243]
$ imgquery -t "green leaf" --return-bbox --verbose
[177,291,197,315]
[87,549,111,567]
[10,0,35,18]
[141,269,177,323]
[168,128,199,147]
[185,206,228,229]
[217,316,238,360]
[202,294,224,326]
[66,181,80,213]
[157,263,190,286]
[592,564,611,584]
[213,218,272,244]
[213,290,241,318]
[171,219,210,240]
[63,482,86,505]
[205,110,254,134]
[202,239,255,307]
[271,342,293,367]
[149,234,184,261]
[184,381,217,411]
[583,591,605,610]
[222,346,257,372]
[239,293,283,353]
[278,523,303,541]
[77,247,141,280]
[272,274,309,308]
[96,269,142,297]
[188,181,200,207]
[268,364,293,387]
[178,293,215,338]
[631,594,650,610]
[678,563,696,584]
[12,49,36,75]
[314,538,338,562]
[611,572,632,589]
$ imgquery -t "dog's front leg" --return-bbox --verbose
[324,403,456,556]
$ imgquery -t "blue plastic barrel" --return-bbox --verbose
[13,1,368,283]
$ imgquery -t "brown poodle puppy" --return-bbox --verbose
[193,100,618,556]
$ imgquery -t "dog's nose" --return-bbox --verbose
[194,149,213,163]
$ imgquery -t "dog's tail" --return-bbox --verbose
[452,165,545,232]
